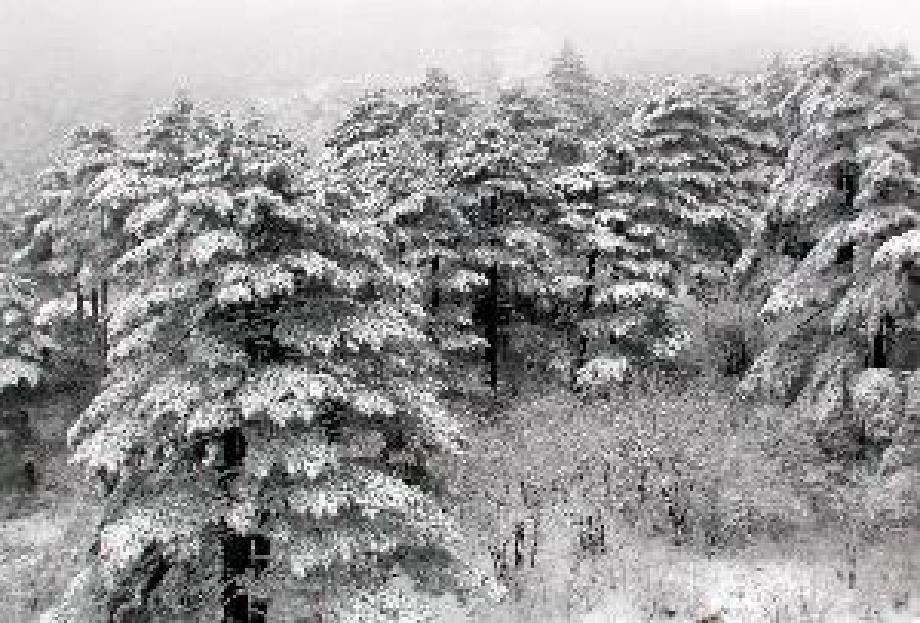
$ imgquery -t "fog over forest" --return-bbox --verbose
[1,0,918,176]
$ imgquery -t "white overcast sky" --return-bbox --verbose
[1,0,918,173]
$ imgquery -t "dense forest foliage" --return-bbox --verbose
[0,43,917,622]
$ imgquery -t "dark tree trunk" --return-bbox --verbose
[219,427,246,488]
[573,250,598,387]
[218,427,269,623]
[436,117,444,164]
[869,313,893,369]
[76,283,84,321]
[222,533,269,623]
[732,338,748,376]
[175,230,184,278]
[486,194,501,397]
[91,288,99,321]
[23,460,36,493]
[431,254,440,312]
[487,261,499,397]
[101,279,109,359]
[844,168,857,210]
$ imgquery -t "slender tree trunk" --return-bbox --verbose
[487,194,500,398]
[101,279,109,363]
[76,282,84,321]
[436,117,444,165]
[870,319,880,369]
[488,261,499,397]
[574,250,598,387]
[431,253,440,312]
[844,164,857,211]
[869,313,894,369]
[91,288,99,321]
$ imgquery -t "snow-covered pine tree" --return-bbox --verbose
[444,112,561,402]
[545,40,607,138]
[382,187,492,408]
[10,124,125,401]
[408,68,477,145]
[321,87,423,203]
[321,67,473,200]
[497,82,584,167]
[1,169,40,269]
[3,271,103,433]
[389,78,491,407]
[0,269,57,493]
[319,69,491,410]
[729,59,800,297]
[495,84,600,384]
[15,124,122,286]
[678,74,787,375]
[613,81,748,304]
[496,83,558,137]
[594,74,656,129]
[46,97,497,622]
[0,272,52,399]
[555,80,751,386]
[742,48,920,468]
[696,74,784,241]
[550,152,682,393]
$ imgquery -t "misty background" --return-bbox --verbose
[1,0,918,178]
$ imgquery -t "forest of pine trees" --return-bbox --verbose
[0,43,917,622]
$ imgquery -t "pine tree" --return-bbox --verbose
[0,270,55,494]
[613,81,749,303]
[0,273,51,397]
[46,97,497,622]
[15,124,122,282]
[497,82,584,166]
[545,40,606,137]
[729,59,799,294]
[10,124,124,399]
[0,168,39,269]
[321,70,491,409]
[551,153,682,392]
[550,80,754,387]
[444,113,560,403]
[697,74,784,233]
[321,68,473,202]
[742,48,920,467]
[681,74,787,375]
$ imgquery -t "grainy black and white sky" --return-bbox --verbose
[1,0,918,175]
